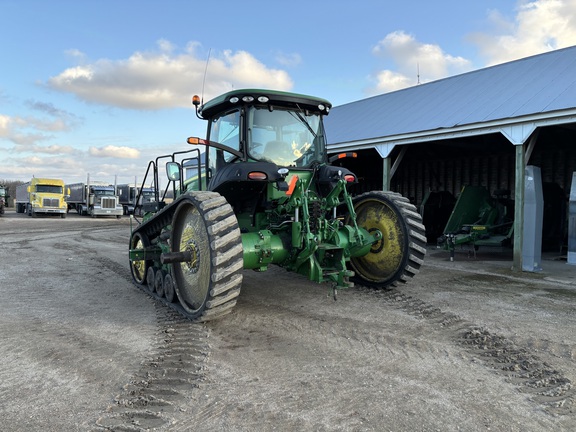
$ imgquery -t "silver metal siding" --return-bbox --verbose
[326,46,576,147]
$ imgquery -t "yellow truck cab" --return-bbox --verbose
[15,178,68,218]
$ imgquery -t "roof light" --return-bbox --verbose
[242,96,255,102]
[258,96,269,103]
[318,104,325,111]
[248,171,267,180]
[192,95,201,107]
[230,96,239,103]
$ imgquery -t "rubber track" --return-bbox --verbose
[131,191,243,322]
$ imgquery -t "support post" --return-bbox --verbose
[568,172,576,265]
[382,146,406,191]
[382,157,391,191]
[512,143,525,271]
[522,166,543,272]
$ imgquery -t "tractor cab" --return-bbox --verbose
[179,89,356,223]
[188,89,332,190]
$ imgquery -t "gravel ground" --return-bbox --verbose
[1,209,575,432]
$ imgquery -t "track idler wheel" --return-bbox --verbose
[170,192,243,321]
[130,231,150,285]
[347,191,426,288]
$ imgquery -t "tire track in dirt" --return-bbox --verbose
[0,220,158,431]
[364,286,576,415]
[50,235,576,429]
[91,255,210,432]
[93,308,209,432]
[179,276,491,431]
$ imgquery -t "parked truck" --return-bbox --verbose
[117,184,156,215]
[0,184,8,215]
[66,178,123,218]
[15,178,68,217]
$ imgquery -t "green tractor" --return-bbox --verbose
[0,184,7,216]
[129,89,426,321]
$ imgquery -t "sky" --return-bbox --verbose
[2,0,576,186]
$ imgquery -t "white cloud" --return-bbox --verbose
[64,48,87,61]
[0,149,149,184]
[372,70,413,93]
[368,31,473,94]
[46,41,294,110]
[8,143,76,155]
[274,51,303,67]
[31,144,76,155]
[368,1,576,95]
[470,0,576,65]
[0,114,52,145]
[11,155,84,179]
[0,114,12,137]
[23,116,73,133]
[24,155,44,165]
[89,145,140,159]
[157,38,175,53]
[0,106,80,145]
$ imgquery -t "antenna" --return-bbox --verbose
[201,48,211,105]
[417,62,421,85]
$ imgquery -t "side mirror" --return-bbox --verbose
[166,162,182,181]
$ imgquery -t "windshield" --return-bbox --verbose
[247,107,326,167]
[94,189,115,196]
[36,185,63,194]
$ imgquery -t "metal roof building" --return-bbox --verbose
[325,46,576,271]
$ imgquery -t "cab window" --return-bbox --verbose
[210,110,240,160]
[208,109,241,176]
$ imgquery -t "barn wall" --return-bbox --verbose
[392,149,516,206]
[332,125,576,208]
[331,125,576,249]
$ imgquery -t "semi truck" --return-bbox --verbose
[15,178,68,217]
[0,184,7,215]
[66,179,123,218]
[117,184,156,215]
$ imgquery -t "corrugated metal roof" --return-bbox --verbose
[325,46,576,148]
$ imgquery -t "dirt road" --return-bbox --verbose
[1,210,575,431]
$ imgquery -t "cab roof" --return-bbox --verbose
[198,88,332,118]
